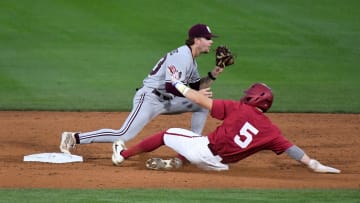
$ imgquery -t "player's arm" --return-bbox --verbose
[199,66,224,89]
[285,145,340,173]
[167,66,214,109]
[199,45,235,89]
[175,83,213,110]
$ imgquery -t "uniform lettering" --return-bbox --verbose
[150,55,167,75]
[234,122,259,148]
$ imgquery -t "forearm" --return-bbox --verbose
[299,153,311,165]
[199,74,214,89]
[286,145,317,165]
[199,66,224,89]
[285,145,340,173]
[285,145,305,161]
[173,81,212,110]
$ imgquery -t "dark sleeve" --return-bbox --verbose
[165,82,184,97]
[165,81,200,97]
[189,81,200,90]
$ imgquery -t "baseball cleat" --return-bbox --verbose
[59,132,77,154]
[112,139,126,166]
[145,157,182,170]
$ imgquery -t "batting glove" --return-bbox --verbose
[308,159,341,174]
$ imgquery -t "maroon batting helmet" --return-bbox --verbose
[240,83,274,112]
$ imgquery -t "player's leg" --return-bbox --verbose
[163,128,229,171]
[190,107,208,134]
[60,90,162,155]
[164,97,208,134]
[122,130,166,158]
[80,91,162,143]
[112,130,167,165]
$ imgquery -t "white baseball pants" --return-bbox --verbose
[163,128,229,171]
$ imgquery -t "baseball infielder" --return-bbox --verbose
[111,78,340,173]
[60,24,234,154]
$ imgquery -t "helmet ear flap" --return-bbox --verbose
[259,99,272,112]
[240,83,274,112]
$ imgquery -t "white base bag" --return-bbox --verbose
[23,153,83,163]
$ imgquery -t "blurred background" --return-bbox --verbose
[0,0,359,112]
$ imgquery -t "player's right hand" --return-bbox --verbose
[308,159,341,174]
[199,88,213,98]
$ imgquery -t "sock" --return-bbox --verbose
[121,131,166,159]
[176,154,189,165]
[74,133,80,144]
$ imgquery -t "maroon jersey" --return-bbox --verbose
[207,100,293,164]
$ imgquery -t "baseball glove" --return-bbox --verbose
[215,45,235,68]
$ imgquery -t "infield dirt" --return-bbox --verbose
[0,111,359,189]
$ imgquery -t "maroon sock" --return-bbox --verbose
[121,131,166,159]
[74,133,80,144]
[176,154,186,162]
[176,154,189,165]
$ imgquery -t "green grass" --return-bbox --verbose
[0,0,359,202]
[0,0,359,112]
[0,189,359,203]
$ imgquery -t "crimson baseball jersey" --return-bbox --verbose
[207,100,293,164]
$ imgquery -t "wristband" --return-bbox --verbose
[174,81,190,95]
[208,72,216,80]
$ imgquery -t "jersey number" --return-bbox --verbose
[234,122,259,148]
[149,49,178,76]
[149,55,167,75]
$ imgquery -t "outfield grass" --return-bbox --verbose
[0,0,359,112]
[0,189,359,203]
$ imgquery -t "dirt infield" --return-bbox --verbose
[0,111,359,189]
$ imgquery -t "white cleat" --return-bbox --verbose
[112,139,126,166]
[145,157,182,170]
[59,132,77,154]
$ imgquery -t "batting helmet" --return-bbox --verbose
[240,83,274,112]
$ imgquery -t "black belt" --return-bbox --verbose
[152,89,172,100]
[208,143,218,156]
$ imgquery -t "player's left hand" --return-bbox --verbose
[308,159,341,173]
[209,66,225,79]
[216,45,235,68]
